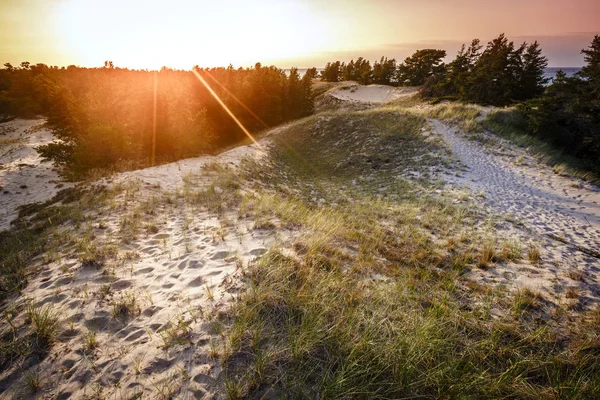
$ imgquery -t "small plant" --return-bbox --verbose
[528,244,541,264]
[157,315,192,349]
[477,241,496,268]
[97,284,112,300]
[111,292,140,319]
[67,318,75,332]
[566,287,580,299]
[568,270,586,282]
[83,330,98,352]
[224,376,244,400]
[26,303,59,350]
[134,356,144,375]
[146,222,160,234]
[513,288,541,317]
[204,284,215,301]
[22,369,41,393]
[151,375,176,399]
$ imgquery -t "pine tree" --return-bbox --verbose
[518,41,548,100]
[321,62,342,82]
[372,57,396,85]
[396,49,446,86]
[580,35,600,97]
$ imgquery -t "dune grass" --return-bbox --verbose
[209,108,600,398]
[422,103,484,134]
[0,186,110,301]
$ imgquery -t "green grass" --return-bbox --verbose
[222,248,600,398]
[26,303,60,350]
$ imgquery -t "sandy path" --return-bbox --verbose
[430,119,600,254]
[0,119,72,232]
[427,119,600,307]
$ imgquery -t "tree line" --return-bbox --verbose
[0,62,314,175]
[517,36,600,162]
[320,34,548,106]
[319,34,600,169]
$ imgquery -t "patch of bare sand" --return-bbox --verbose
[0,119,73,232]
[329,84,417,104]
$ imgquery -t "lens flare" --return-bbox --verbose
[152,71,157,166]
[202,70,270,129]
[192,68,260,147]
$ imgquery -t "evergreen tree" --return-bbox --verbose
[304,67,319,80]
[342,59,356,81]
[580,35,600,97]
[321,62,342,82]
[467,34,517,105]
[518,41,548,101]
[396,49,446,86]
[372,57,396,85]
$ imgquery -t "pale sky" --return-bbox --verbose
[1,0,598,69]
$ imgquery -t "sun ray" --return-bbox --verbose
[192,68,260,147]
[203,70,270,129]
[152,71,157,166]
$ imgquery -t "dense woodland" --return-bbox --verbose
[321,34,600,167]
[0,62,314,175]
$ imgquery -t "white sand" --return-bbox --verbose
[108,141,268,192]
[0,119,72,232]
[329,84,416,103]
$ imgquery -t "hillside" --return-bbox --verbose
[1,85,600,399]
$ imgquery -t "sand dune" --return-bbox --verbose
[430,119,600,304]
[329,84,416,103]
[2,84,600,398]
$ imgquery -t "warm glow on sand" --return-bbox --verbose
[57,0,331,69]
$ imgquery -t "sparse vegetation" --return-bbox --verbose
[111,291,141,319]
[528,244,542,264]
[26,303,59,350]
[83,330,98,352]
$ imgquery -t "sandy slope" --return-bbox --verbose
[329,84,416,103]
[0,125,294,398]
[0,119,72,232]
[430,119,600,304]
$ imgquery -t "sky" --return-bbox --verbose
[1,0,598,69]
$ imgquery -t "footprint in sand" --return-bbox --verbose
[188,276,204,287]
[134,266,154,275]
[211,250,230,260]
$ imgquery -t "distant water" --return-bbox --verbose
[286,67,582,83]
[543,67,581,83]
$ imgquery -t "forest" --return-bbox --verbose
[321,34,600,167]
[0,62,314,176]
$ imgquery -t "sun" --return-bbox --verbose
[57,0,332,69]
